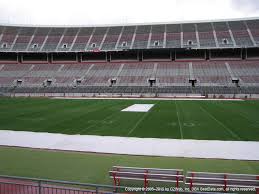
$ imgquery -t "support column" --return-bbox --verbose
[20,53,23,63]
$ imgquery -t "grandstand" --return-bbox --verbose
[0,18,258,97]
[1,16,259,194]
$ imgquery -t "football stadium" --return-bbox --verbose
[0,0,259,193]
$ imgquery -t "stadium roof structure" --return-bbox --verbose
[0,17,259,52]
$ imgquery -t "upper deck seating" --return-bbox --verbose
[149,25,165,49]
[57,28,78,51]
[86,27,108,51]
[101,26,122,51]
[165,24,181,48]
[71,28,94,51]
[0,26,20,51]
[0,19,258,52]
[42,28,65,51]
[117,26,136,50]
[182,24,198,48]
[246,20,259,46]
[214,22,234,47]
[132,25,151,49]
[27,28,50,52]
[229,21,253,47]
[12,27,36,51]
[197,23,216,48]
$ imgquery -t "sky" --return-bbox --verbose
[0,0,259,26]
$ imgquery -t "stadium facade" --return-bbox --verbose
[0,18,259,98]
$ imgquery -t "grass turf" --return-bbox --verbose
[0,97,259,141]
[0,146,258,184]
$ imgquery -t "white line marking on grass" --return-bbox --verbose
[127,112,151,136]
[199,105,241,141]
[175,101,184,139]
[226,101,258,125]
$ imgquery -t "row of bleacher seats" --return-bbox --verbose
[0,61,259,88]
[0,19,258,51]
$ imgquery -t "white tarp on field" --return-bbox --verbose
[0,130,259,161]
[121,104,154,112]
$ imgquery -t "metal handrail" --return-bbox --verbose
[0,174,126,194]
[0,174,237,194]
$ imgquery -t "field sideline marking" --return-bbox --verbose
[127,112,151,136]
[175,101,184,139]
[198,105,242,141]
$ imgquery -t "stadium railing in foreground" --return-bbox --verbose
[0,175,122,194]
[0,175,232,194]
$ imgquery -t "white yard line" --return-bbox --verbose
[175,101,184,139]
[127,112,150,135]
[225,101,257,124]
[199,105,241,141]
[0,130,258,161]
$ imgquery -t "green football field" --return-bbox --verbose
[0,97,259,141]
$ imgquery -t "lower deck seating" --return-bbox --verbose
[116,63,154,86]
[229,61,259,86]
[0,60,259,94]
[156,62,189,86]
[0,77,17,86]
[192,61,233,86]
